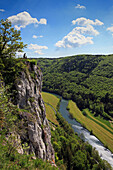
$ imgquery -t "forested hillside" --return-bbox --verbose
[42,92,112,169]
[0,19,113,169]
[37,55,113,120]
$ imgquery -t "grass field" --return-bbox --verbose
[42,92,113,152]
[44,103,59,125]
[68,100,113,153]
[42,92,59,126]
[84,109,113,134]
[42,92,59,110]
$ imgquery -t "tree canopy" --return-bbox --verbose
[0,19,27,59]
[37,55,113,120]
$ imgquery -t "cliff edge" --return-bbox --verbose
[12,61,55,161]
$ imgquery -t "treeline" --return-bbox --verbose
[51,111,112,169]
[37,55,113,120]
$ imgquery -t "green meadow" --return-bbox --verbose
[42,92,59,126]
[42,92,113,153]
[68,100,113,153]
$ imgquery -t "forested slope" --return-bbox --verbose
[42,92,112,170]
[37,54,113,120]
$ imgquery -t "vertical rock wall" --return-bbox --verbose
[15,61,55,161]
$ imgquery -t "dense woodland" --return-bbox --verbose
[52,111,112,169]
[0,20,113,169]
[0,56,113,169]
[1,58,112,169]
[37,55,113,120]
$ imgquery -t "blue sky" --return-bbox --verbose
[1,0,113,58]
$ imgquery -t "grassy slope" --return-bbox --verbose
[84,109,113,134]
[42,92,113,153]
[42,92,59,126]
[68,100,113,153]
[44,103,59,126]
[36,55,113,120]
[42,92,59,110]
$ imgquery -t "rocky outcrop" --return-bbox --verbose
[14,61,55,161]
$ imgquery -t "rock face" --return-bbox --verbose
[15,61,55,161]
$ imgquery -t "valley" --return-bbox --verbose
[42,92,113,167]
[1,17,113,169]
[37,54,113,156]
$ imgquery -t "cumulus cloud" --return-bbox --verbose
[55,17,104,49]
[55,27,93,48]
[32,35,43,39]
[74,25,99,36]
[28,43,48,55]
[0,9,5,12]
[75,4,86,9]
[8,11,47,30]
[72,17,104,26]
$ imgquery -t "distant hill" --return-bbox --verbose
[37,54,113,120]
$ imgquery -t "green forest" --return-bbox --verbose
[37,55,113,120]
[42,92,113,170]
[0,19,113,169]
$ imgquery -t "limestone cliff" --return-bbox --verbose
[14,61,55,161]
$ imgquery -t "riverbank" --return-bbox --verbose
[42,91,113,153]
[67,100,113,153]
[42,91,113,168]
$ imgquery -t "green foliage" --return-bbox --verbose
[51,110,112,169]
[0,84,18,132]
[0,57,26,86]
[37,55,113,120]
[0,83,57,169]
[0,138,57,169]
[82,110,87,116]
[0,19,27,59]
[72,150,87,170]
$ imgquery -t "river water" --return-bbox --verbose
[59,97,113,167]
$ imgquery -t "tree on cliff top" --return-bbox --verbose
[0,19,27,59]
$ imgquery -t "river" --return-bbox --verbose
[58,97,113,167]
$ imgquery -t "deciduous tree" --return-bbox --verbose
[0,19,27,59]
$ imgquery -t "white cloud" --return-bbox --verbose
[38,18,47,25]
[16,52,24,58]
[107,26,113,32]
[28,43,48,55]
[0,9,5,12]
[32,35,43,39]
[55,27,93,48]
[39,35,43,38]
[75,4,86,9]
[74,25,99,36]
[33,35,38,39]
[72,17,104,26]
[55,17,103,49]
[8,11,47,30]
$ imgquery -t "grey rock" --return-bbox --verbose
[15,62,55,161]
